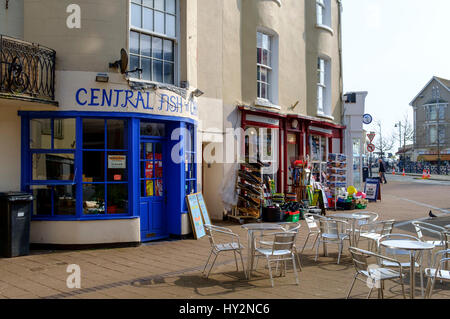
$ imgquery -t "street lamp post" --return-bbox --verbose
[395,121,402,170]
[432,86,441,175]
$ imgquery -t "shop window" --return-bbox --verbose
[32,153,75,181]
[31,118,76,150]
[130,0,177,84]
[26,117,132,219]
[310,134,328,183]
[352,138,361,189]
[244,126,279,192]
[185,124,196,195]
[32,185,76,217]
[82,119,129,215]
[140,121,166,137]
[29,118,76,217]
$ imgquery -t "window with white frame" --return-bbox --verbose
[129,0,177,84]
[316,0,331,28]
[425,103,447,121]
[317,57,331,116]
[429,126,437,144]
[257,32,272,101]
[429,125,445,144]
[438,125,445,144]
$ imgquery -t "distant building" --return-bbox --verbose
[395,144,414,163]
[410,76,450,163]
[342,91,368,189]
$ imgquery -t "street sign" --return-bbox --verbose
[367,132,376,143]
[363,114,373,125]
[367,143,375,153]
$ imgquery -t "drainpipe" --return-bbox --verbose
[337,0,345,152]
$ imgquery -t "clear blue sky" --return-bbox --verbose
[342,0,450,151]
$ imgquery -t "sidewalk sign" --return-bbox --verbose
[186,194,206,239]
[364,178,381,202]
[196,193,212,225]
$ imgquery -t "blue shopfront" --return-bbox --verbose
[18,89,198,245]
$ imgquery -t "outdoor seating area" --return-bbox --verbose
[199,213,450,299]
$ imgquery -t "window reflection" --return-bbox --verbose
[53,119,76,149]
[32,153,75,181]
[140,122,165,136]
[30,119,51,149]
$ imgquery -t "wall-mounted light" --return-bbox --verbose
[95,73,109,83]
[291,119,299,129]
[191,88,204,98]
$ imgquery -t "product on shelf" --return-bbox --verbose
[326,153,347,210]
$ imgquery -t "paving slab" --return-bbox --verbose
[0,178,449,299]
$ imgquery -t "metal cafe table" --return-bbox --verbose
[241,223,285,279]
[330,213,371,246]
[379,240,435,299]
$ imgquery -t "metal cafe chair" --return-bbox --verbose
[424,249,450,299]
[281,222,303,271]
[357,219,395,251]
[412,221,447,266]
[347,247,407,299]
[358,211,379,223]
[315,217,350,264]
[300,213,326,254]
[203,224,247,279]
[254,223,303,272]
[254,232,300,287]
[377,233,425,297]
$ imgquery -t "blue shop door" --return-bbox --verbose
[140,140,167,241]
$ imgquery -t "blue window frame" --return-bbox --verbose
[21,111,198,235]
[184,124,196,195]
[28,118,77,217]
[23,115,133,220]
[82,119,129,216]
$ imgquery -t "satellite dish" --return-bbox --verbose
[109,48,129,74]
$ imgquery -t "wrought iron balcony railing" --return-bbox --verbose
[0,35,56,102]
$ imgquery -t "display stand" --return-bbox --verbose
[229,162,263,224]
[326,153,347,210]
[289,159,310,202]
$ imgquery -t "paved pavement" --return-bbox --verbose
[0,176,449,299]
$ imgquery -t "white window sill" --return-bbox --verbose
[315,24,334,36]
[316,111,334,120]
[255,98,281,110]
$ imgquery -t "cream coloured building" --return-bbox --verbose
[0,0,345,246]
[197,0,345,219]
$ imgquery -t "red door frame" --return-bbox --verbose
[241,109,285,192]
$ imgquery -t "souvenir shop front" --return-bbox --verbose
[239,106,345,194]
[18,74,198,245]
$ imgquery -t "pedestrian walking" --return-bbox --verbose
[378,158,387,184]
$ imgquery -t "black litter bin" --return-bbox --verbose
[0,192,34,258]
[362,166,369,182]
